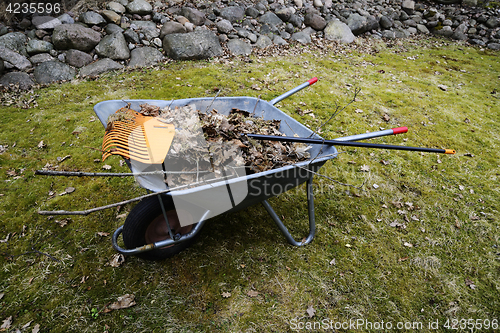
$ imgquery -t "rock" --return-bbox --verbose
[0,32,28,54]
[417,24,429,34]
[108,1,127,14]
[106,23,124,34]
[126,0,152,15]
[452,23,468,40]
[313,0,323,7]
[402,0,415,15]
[273,34,288,45]
[95,32,130,60]
[487,43,500,50]
[0,46,31,70]
[58,13,75,25]
[382,30,396,38]
[160,22,187,39]
[220,7,245,23]
[379,15,393,29]
[347,13,368,35]
[30,53,55,65]
[248,33,258,43]
[289,14,303,28]
[366,16,380,31]
[433,26,453,37]
[52,24,101,52]
[26,39,53,55]
[0,72,35,90]
[227,39,252,55]
[80,11,107,25]
[79,58,124,77]
[101,10,122,25]
[259,12,284,27]
[31,16,62,30]
[216,19,233,34]
[162,30,223,60]
[255,35,273,48]
[181,7,206,26]
[276,8,295,22]
[294,0,303,9]
[65,49,93,68]
[324,20,356,43]
[128,46,163,67]
[34,61,76,84]
[246,7,260,19]
[291,30,312,44]
[486,17,500,29]
[304,13,326,30]
[124,29,140,43]
[131,20,156,30]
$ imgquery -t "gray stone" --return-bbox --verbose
[181,7,206,26]
[128,46,163,67]
[140,27,160,40]
[255,35,273,48]
[237,29,250,38]
[31,16,62,30]
[160,22,186,39]
[162,30,223,60]
[246,7,260,19]
[304,13,326,30]
[347,13,368,35]
[380,15,393,29]
[382,30,396,39]
[0,72,35,90]
[108,1,127,14]
[259,12,284,26]
[402,0,414,15]
[227,39,252,55]
[217,19,233,34]
[452,23,468,40]
[248,33,258,43]
[65,49,93,68]
[366,16,380,31]
[153,37,162,47]
[434,26,453,37]
[276,8,295,22]
[289,14,303,28]
[26,39,54,55]
[324,20,356,43]
[487,43,500,50]
[58,13,75,25]
[294,0,303,8]
[106,23,124,34]
[291,30,311,44]
[126,0,152,15]
[95,32,130,60]
[486,17,500,29]
[30,53,55,65]
[131,20,157,30]
[34,61,76,84]
[80,58,124,77]
[220,6,245,23]
[314,0,323,8]
[52,24,102,52]
[124,29,141,44]
[101,10,122,25]
[58,53,66,62]
[0,32,27,54]
[417,24,429,34]
[273,34,288,45]
[0,46,31,70]
[80,11,107,25]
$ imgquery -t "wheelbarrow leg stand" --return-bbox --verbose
[261,176,316,246]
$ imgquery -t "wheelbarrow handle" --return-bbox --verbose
[334,127,408,142]
[269,77,318,105]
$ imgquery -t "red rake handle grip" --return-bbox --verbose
[392,126,408,135]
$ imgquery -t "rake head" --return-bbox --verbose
[102,107,175,164]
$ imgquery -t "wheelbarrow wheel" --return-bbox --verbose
[122,195,197,260]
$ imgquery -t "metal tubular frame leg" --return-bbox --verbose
[261,176,315,246]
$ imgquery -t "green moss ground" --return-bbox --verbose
[1,38,499,332]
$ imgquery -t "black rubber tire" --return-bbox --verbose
[122,195,198,260]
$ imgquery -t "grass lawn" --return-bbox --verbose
[1,37,499,332]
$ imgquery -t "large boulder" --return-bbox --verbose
[128,47,164,67]
[79,58,124,77]
[258,12,284,27]
[0,32,28,55]
[95,32,130,60]
[52,24,101,52]
[162,30,223,60]
[324,20,356,43]
[227,39,252,56]
[0,72,35,90]
[65,49,93,68]
[347,13,368,35]
[220,6,245,23]
[0,46,31,70]
[126,0,152,15]
[33,61,76,84]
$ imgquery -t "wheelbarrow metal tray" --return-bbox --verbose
[94,97,338,212]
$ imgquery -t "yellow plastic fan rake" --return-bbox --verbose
[102,108,175,164]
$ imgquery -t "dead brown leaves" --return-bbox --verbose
[104,294,136,313]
